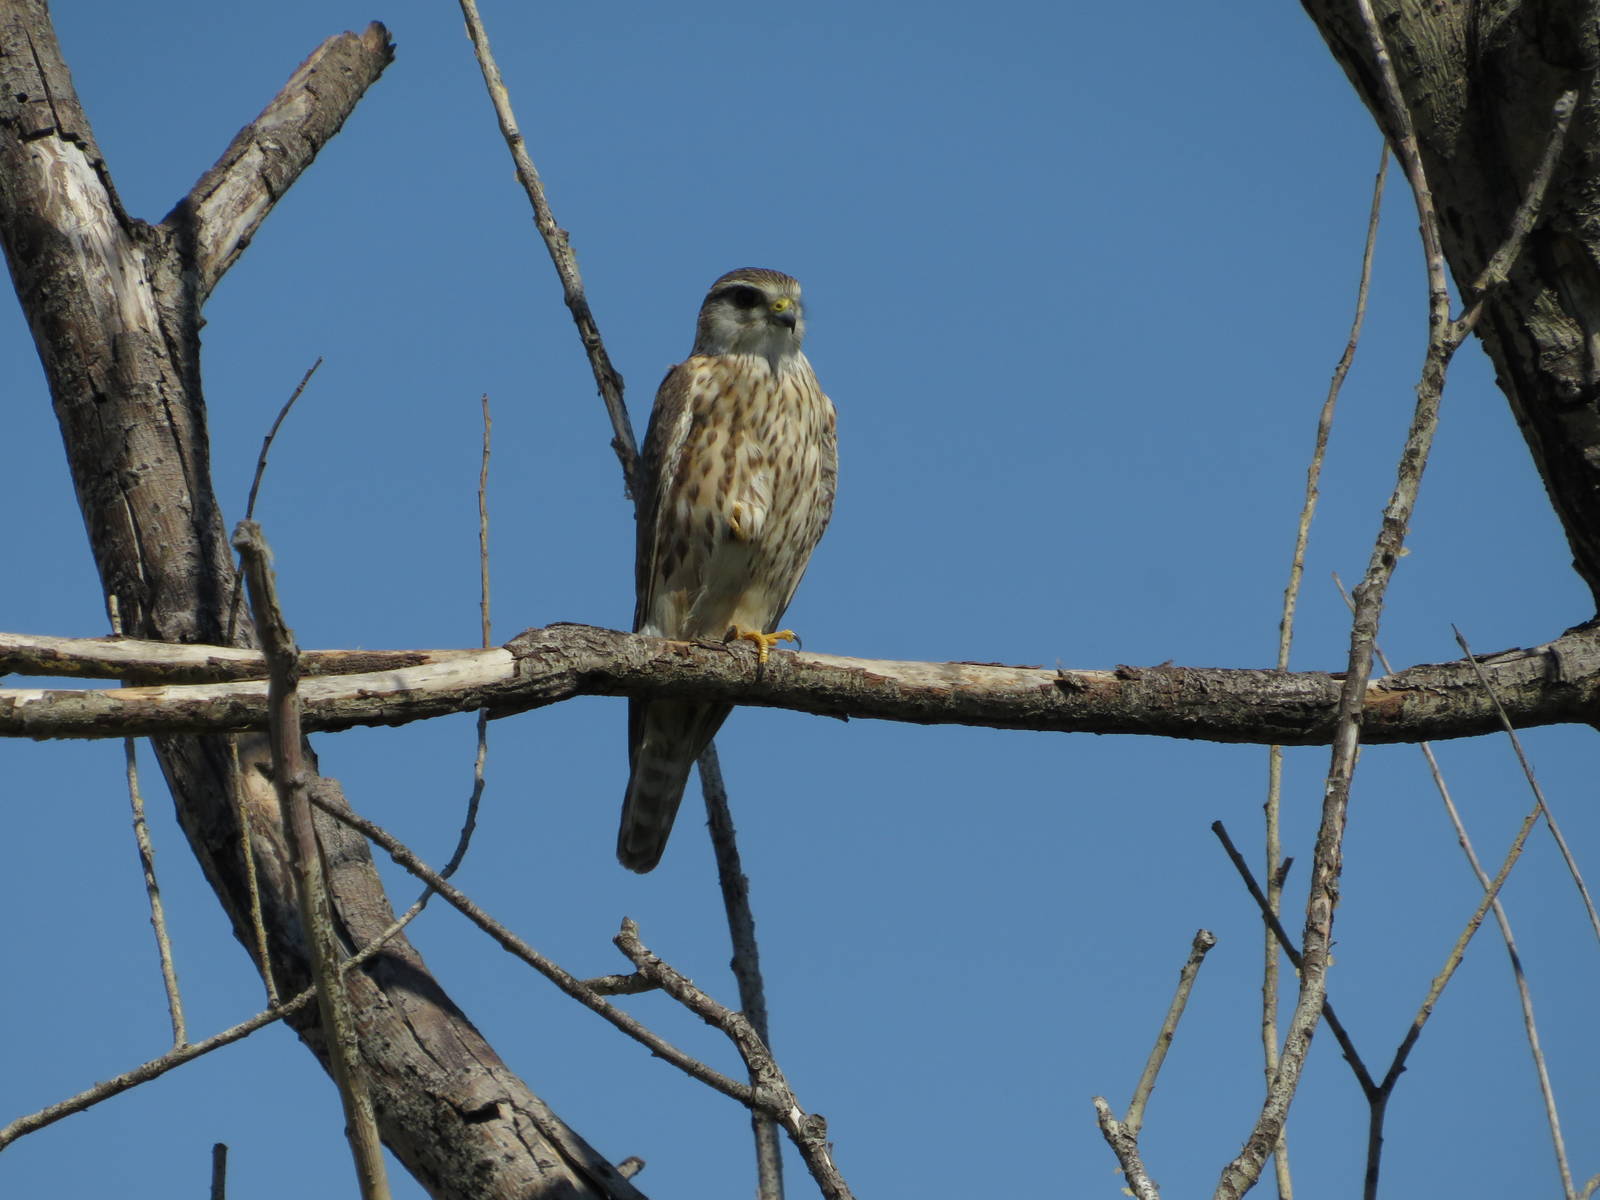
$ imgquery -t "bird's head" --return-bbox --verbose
[692,268,806,368]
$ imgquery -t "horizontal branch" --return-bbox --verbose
[0,631,480,684]
[3,622,1598,745]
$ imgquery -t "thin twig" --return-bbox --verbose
[1452,626,1599,942]
[700,745,785,1200]
[1215,15,1574,1196]
[1332,578,1572,1199]
[478,393,493,649]
[228,738,277,1005]
[1372,793,1544,1195]
[0,891,424,1149]
[1212,822,1378,1098]
[1276,145,1387,677]
[419,394,496,898]
[1451,627,1581,1198]
[456,0,637,495]
[303,788,755,1106]
[228,357,323,643]
[1260,142,1386,1200]
[1125,929,1217,1135]
[455,19,799,1198]
[224,359,325,1004]
[109,595,186,1047]
[1461,92,1578,308]
[615,920,855,1200]
[233,522,389,1200]
[210,1143,227,1200]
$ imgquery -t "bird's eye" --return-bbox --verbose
[720,285,765,310]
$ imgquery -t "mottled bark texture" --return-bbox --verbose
[1303,0,1600,608]
[7,621,1600,745]
[0,5,641,1197]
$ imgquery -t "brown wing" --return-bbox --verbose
[632,362,697,634]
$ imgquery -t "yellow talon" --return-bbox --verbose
[735,627,797,665]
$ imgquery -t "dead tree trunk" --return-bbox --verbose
[0,4,641,1196]
[1303,0,1600,609]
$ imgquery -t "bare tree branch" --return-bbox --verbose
[1214,11,1575,1192]
[699,746,785,1199]
[456,0,637,494]
[0,6,653,1192]
[163,27,394,303]
[1260,143,1387,1198]
[234,521,390,1200]
[7,621,1600,745]
[0,632,480,683]
[615,921,855,1200]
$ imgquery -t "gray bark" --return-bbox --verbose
[1302,0,1600,608]
[0,4,642,1197]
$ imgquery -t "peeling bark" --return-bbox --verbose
[0,5,641,1197]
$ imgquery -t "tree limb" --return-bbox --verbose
[162,25,394,303]
[5,621,1600,745]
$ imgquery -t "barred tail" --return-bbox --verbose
[618,699,732,872]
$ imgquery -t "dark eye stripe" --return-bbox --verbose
[714,284,765,310]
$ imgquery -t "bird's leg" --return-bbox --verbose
[730,627,798,666]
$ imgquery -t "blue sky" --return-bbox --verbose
[4,2,1597,1197]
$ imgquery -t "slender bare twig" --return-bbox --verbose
[1371,795,1544,1195]
[1460,92,1578,307]
[1091,929,1218,1199]
[1214,14,1575,1194]
[108,596,186,1047]
[0,891,424,1149]
[1232,776,1551,1199]
[416,393,495,901]
[1125,929,1218,1135]
[455,18,797,1197]
[478,393,493,648]
[229,737,278,1005]
[617,1157,645,1181]
[700,745,785,1199]
[210,1143,227,1200]
[456,0,637,495]
[1212,823,1378,1097]
[244,359,323,523]
[225,358,325,1004]
[233,522,389,1200]
[303,788,756,1106]
[1452,627,1583,1198]
[615,920,855,1200]
[1331,580,1573,1198]
[228,357,324,644]
[1260,142,1386,1199]
[1453,626,1599,942]
[0,988,311,1150]
[1276,145,1387,675]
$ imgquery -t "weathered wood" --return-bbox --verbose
[1301,0,1600,608]
[5,621,1599,745]
[0,5,641,1197]
[0,630,481,683]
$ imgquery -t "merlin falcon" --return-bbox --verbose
[617,268,838,872]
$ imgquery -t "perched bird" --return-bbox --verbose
[618,268,838,872]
